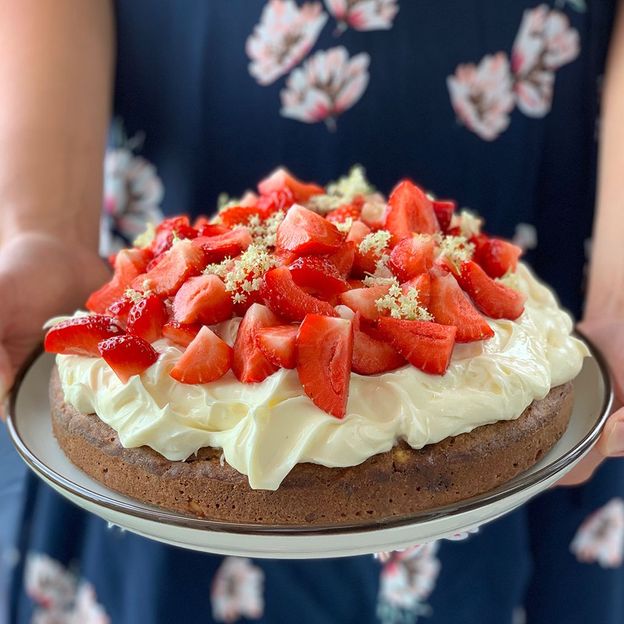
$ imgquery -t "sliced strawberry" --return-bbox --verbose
[339,284,390,321]
[377,317,456,375]
[172,274,233,325]
[289,256,349,296]
[256,325,298,369]
[151,216,197,257]
[197,222,230,237]
[432,200,456,233]
[387,236,435,281]
[107,296,134,325]
[162,321,202,347]
[98,334,158,383]
[385,180,439,243]
[219,206,262,229]
[232,288,265,317]
[326,197,363,224]
[260,266,336,322]
[192,228,252,263]
[44,315,124,357]
[296,314,353,418]
[352,313,405,375]
[400,272,431,309]
[326,241,356,278]
[169,326,232,384]
[258,168,324,203]
[133,240,206,297]
[126,294,168,343]
[346,220,372,245]
[474,238,523,279]
[232,303,280,382]
[276,205,343,255]
[458,261,526,320]
[429,271,494,342]
[256,188,294,216]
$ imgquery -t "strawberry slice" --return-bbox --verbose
[260,266,336,321]
[352,313,405,375]
[387,236,435,281]
[258,168,324,203]
[458,261,526,320]
[296,314,353,418]
[196,222,230,237]
[276,205,343,255]
[133,240,206,297]
[377,318,456,375]
[432,200,456,233]
[107,296,134,325]
[219,206,262,229]
[327,241,356,278]
[44,315,124,357]
[169,326,232,384]
[151,216,197,257]
[98,334,158,383]
[474,238,523,278]
[256,188,295,216]
[232,303,280,382]
[401,272,431,309]
[162,320,202,347]
[346,220,378,276]
[385,180,439,243]
[429,271,494,342]
[172,274,233,325]
[256,325,298,369]
[289,256,349,296]
[339,284,390,321]
[326,197,363,224]
[126,294,168,343]
[192,228,252,263]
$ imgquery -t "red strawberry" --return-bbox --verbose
[133,240,206,297]
[258,168,324,203]
[107,296,134,325]
[192,228,252,263]
[98,334,158,383]
[260,266,336,322]
[169,326,232,384]
[256,325,298,369]
[126,294,168,343]
[276,205,343,255]
[346,220,379,276]
[387,236,435,281]
[162,321,202,347]
[296,314,353,418]
[219,206,262,229]
[428,271,494,342]
[385,180,439,243]
[432,200,456,233]
[377,317,456,375]
[232,288,265,317]
[289,256,349,296]
[326,241,356,277]
[474,238,523,278]
[172,274,233,325]
[458,261,526,320]
[151,216,197,257]
[44,315,124,357]
[196,222,230,237]
[256,188,295,216]
[401,272,432,309]
[339,284,390,321]
[232,303,280,382]
[326,198,363,224]
[352,313,405,375]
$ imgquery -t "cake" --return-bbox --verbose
[44,167,588,526]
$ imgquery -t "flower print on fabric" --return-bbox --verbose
[246,0,328,86]
[211,557,264,623]
[25,553,109,624]
[281,46,370,130]
[325,0,399,33]
[570,498,624,568]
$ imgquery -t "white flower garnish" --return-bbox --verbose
[133,222,156,248]
[375,281,433,321]
[124,288,146,303]
[307,165,374,213]
[334,217,353,233]
[437,234,475,268]
[358,230,391,257]
[450,209,482,238]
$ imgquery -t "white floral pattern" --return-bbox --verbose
[280,46,370,129]
[246,0,328,86]
[211,557,264,623]
[325,0,399,33]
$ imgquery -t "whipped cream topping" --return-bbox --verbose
[56,264,589,490]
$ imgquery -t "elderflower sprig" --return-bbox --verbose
[124,288,147,303]
[358,230,391,256]
[133,222,156,248]
[450,210,482,238]
[307,165,374,213]
[437,234,475,270]
[375,281,433,321]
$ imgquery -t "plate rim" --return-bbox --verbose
[6,335,614,538]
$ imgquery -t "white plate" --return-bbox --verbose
[7,344,612,559]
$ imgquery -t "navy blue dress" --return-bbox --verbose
[4,2,623,622]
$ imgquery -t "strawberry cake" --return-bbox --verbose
[45,167,588,526]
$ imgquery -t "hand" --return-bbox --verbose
[0,231,109,416]
[556,317,624,486]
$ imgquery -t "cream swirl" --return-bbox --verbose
[56,264,588,490]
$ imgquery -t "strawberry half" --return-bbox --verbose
[232,303,280,382]
[432,200,456,233]
[346,220,378,276]
[458,261,526,320]
[170,326,232,384]
[162,321,202,347]
[352,313,405,375]
[126,294,168,343]
[289,256,349,296]
[150,216,197,257]
[385,180,439,243]
[258,168,324,203]
[107,296,134,325]
[260,266,336,322]
[377,317,456,375]
[474,238,522,279]
[326,197,363,224]
[192,228,252,263]
[387,236,435,281]
[276,205,343,255]
[44,315,124,357]
[196,222,230,237]
[327,241,356,278]
[98,334,158,383]
[218,206,262,229]
[296,314,353,419]
[339,284,390,321]
[401,272,431,309]
[256,325,298,369]
[172,274,233,325]
[429,271,494,342]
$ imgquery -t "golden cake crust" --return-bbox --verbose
[50,367,574,526]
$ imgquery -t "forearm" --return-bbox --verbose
[0,0,114,249]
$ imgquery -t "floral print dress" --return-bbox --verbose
[4,1,624,623]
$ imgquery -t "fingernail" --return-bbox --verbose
[607,422,624,456]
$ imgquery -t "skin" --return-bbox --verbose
[0,0,622,489]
